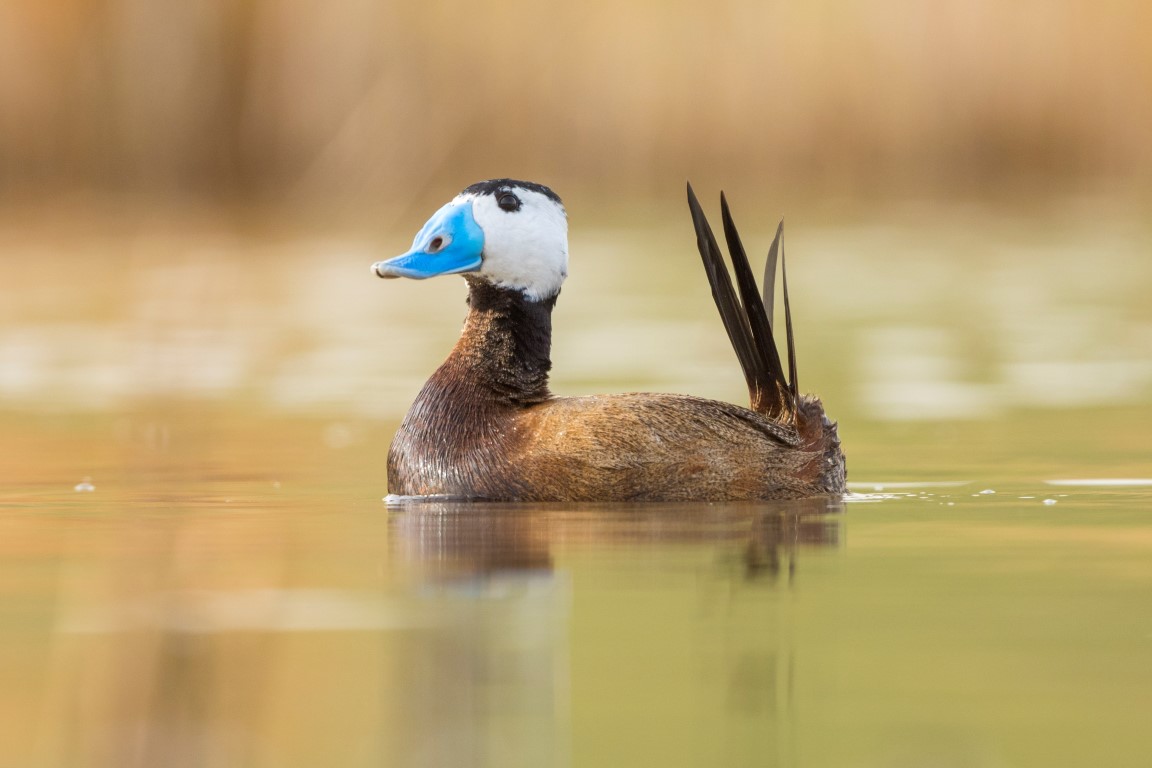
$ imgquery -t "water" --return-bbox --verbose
[2,203,1151,766]
[5,468,1151,767]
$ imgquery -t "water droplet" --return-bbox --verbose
[1042,498,1057,506]
[979,489,995,495]
[74,481,95,492]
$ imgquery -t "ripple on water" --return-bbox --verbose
[847,481,971,492]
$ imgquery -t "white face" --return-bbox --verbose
[466,185,569,301]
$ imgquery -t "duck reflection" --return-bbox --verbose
[387,496,844,584]
[385,497,844,767]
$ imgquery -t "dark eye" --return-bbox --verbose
[497,192,521,212]
[428,236,444,252]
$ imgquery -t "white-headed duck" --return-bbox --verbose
[372,179,845,502]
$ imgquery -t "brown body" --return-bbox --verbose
[388,278,846,501]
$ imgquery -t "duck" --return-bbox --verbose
[371,179,845,502]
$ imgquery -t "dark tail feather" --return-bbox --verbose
[763,221,782,329]
[686,183,765,404]
[781,238,799,402]
[686,182,797,424]
[719,193,792,418]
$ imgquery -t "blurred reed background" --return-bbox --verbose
[2,0,1151,458]
[2,0,1150,211]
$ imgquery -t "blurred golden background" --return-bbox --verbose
[2,0,1151,453]
[3,0,1150,211]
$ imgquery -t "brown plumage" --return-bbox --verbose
[380,180,846,502]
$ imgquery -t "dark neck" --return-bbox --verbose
[439,277,556,404]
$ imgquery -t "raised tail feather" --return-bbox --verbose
[686,182,798,425]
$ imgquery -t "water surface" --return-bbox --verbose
[5,462,1151,767]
